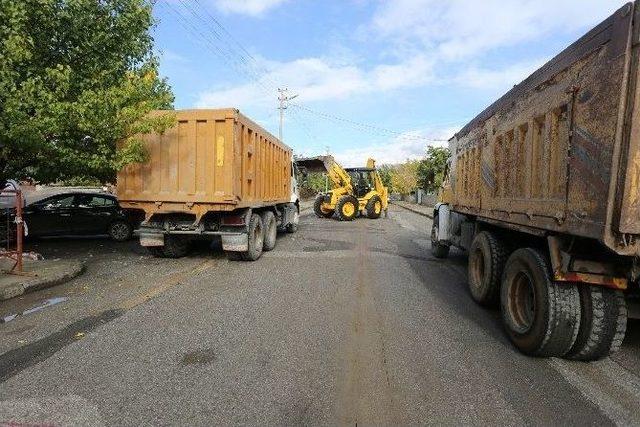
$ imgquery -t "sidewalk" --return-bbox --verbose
[300,199,314,213]
[391,201,434,219]
[0,258,85,301]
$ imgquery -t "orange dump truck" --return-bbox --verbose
[117,109,299,261]
[431,3,640,360]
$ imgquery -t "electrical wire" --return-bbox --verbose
[159,0,457,146]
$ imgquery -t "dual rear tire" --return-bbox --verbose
[467,232,626,360]
[148,235,190,258]
[226,213,265,261]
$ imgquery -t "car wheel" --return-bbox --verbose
[108,221,132,242]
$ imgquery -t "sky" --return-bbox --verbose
[154,0,629,166]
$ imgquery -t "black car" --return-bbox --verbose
[16,191,137,241]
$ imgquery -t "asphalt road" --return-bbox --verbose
[1,206,640,426]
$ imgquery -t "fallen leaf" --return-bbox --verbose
[74,332,85,339]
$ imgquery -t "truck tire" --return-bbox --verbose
[226,251,243,261]
[366,195,383,219]
[314,195,334,218]
[468,231,507,307]
[147,246,165,258]
[501,248,581,357]
[566,285,627,361]
[336,195,358,221]
[430,214,450,259]
[242,213,264,261]
[261,211,277,251]
[286,209,299,233]
[162,235,190,258]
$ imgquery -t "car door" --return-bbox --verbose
[24,194,76,236]
[74,194,117,235]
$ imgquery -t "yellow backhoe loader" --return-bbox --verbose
[297,156,388,221]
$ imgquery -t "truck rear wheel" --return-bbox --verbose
[226,251,243,261]
[468,231,507,307]
[366,195,383,219]
[430,214,450,259]
[314,195,334,218]
[286,209,299,233]
[147,246,165,258]
[243,213,264,261]
[261,211,277,251]
[336,195,358,221]
[500,248,580,357]
[566,285,627,361]
[162,236,190,258]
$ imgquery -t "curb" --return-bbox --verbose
[0,261,86,302]
[390,201,434,219]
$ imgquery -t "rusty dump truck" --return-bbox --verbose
[117,109,299,261]
[431,3,640,361]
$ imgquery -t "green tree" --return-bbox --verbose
[377,164,394,192]
[301,172,327,193]
[390,160,420,195]
[418,146,450,193]
[0,0,174,184]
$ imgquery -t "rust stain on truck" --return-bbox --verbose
[118,109,292,222]
[433,3,640,360]
[117,109,299,260]
[447,2,640,258]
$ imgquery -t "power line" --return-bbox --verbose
[172,0,274,95]
[159,1,454,147]
[290,104,452,142]
[189,0,280,90]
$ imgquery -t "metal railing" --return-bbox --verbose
[0,187,24,274]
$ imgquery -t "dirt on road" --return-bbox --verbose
[0,207,639,425]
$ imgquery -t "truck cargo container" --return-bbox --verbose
[431,3,640,360]
[117,109,299,261]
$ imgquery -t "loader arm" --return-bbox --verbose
[367,158,389,210]
[295,155,353,193]
[325,157,353,193]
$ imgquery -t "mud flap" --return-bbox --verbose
[140,233,164,247]
[221,233,248,252]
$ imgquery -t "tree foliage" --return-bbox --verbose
[390,160,420,195]
[300,171,327,194]
[417,146,450,193]
[0,0,175,183]
[377,164,394,192]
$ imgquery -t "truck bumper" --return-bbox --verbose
[136,228,247,251]
[221,234,248,252]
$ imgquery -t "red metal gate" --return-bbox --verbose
[1,187,24,274]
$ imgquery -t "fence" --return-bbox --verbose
[0,187,24,274]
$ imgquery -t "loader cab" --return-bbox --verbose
[345,167,375,198]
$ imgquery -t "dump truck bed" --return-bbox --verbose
[449,2,640,256]
[117,109,293,216]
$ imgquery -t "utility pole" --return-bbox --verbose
[278,88,298,142]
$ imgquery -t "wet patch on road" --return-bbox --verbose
[179,348,216,366]
[1,297,69,324]
[302,238,354,252]
[0,309,124,383]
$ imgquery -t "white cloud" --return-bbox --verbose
[333,126,459,167]
[454,57,549,90]
[370,0,628,60]
[214,0,288,16]
[196,55,435,108]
